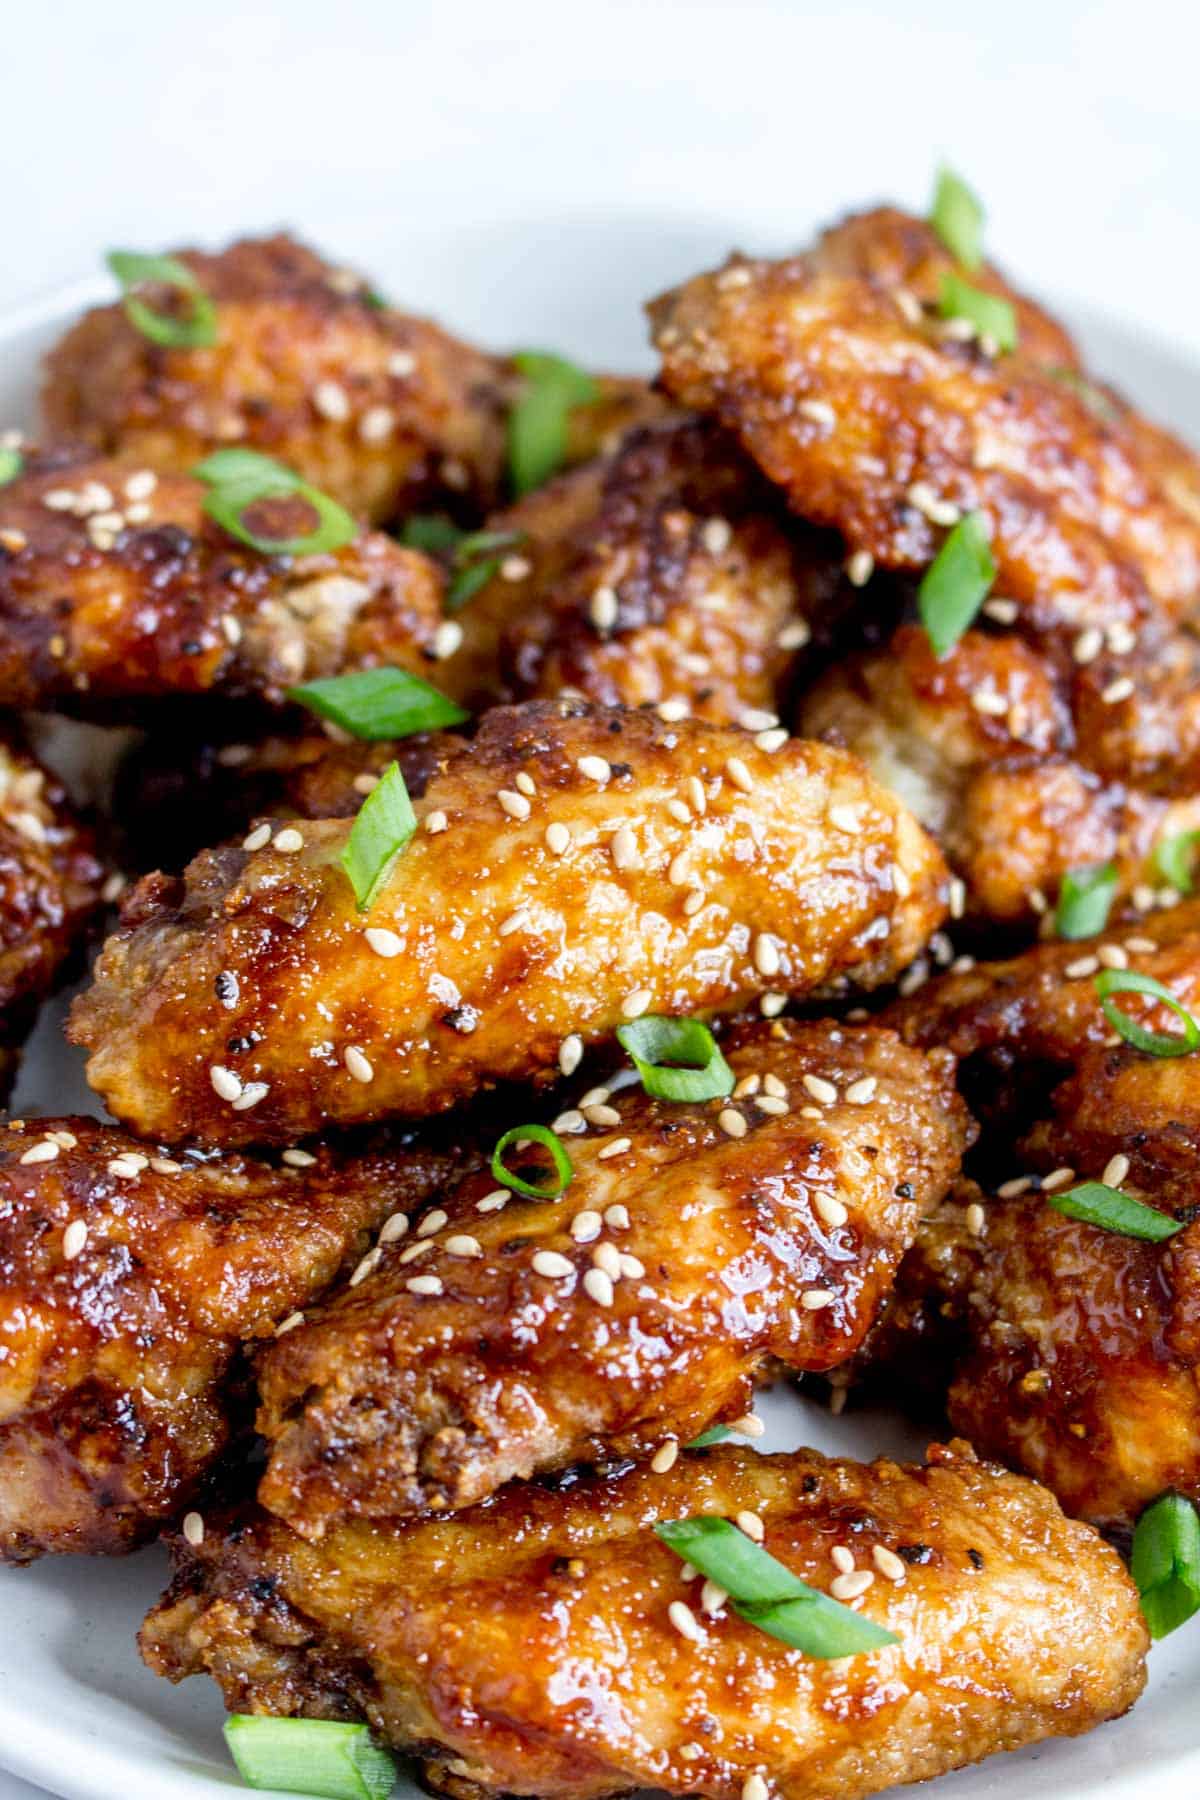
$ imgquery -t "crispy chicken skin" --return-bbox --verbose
[141,1442,1147,1800]
[42,234,514,525]
[255,1019,969,1535]
[0,448,445,716]
[442,418,849,721]
[0,731,105,1091]
[0,1117,470,1562]
[649,206,1200,634]
[70,701,947,1147]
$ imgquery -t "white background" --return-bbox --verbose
[2,2,1198,1796]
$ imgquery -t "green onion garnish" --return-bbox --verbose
[193,448,357,556]
[508,351,598,497]
[616,1015,735,1103]
[1055,862,1117,940]
[289,667,467,739]
[490,1123,573,1199]
[223,1716,396,1800]
[107,250,217,350]
[937,273,1018,353]
[1132,1492,1200,1639]
[340,761,416,911]
[917,509,995,658]
[1155,830,1200,896]
[1047,1180,1181,1243]
[399,514,465,555]
[930,166,984,270]
[655,1516,899,1658]
[687,1424,735,1448]
[445,529,526,611]
[0,447,21,487]
[1048,366,1121,425]
[1095,968,1200,1059]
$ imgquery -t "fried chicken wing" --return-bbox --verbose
[0,730,105,1092]
[255,1018,968,1535]
[70,701,947,1147]
[141,1441,1147,1800]
[442,418,849,721]
[42,234,514,524]
[0,1117,469,1562]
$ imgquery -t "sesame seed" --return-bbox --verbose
[701,516,733,555]
[983,597,1019,624]
[275,1311,305,1336]
[592,1241,623,1279]
[558,1033,583,1077]
[760,993,787,1018]
[150,1157,181,1175]
[583,1267,615,1306]
[445,1234,483,1258]
[577,755,612,785]
[652,1441,679,1473]
[717,1108,747,1139]
[814,1193,849,1227]
[949,878,967,919]
[1124,936,1158,954]
[0,527,27,552]
[755,728,789,752]
[354,772,380,796]
[62,1218,88,1259]
[417,1208,448,1237]
[668,1600,706,1644]
[124,470,157,501]
[725,756,754,794]
[242,823,271,852]
[589,585,619,631]
[618,1253,645,1278]
[553,1109,587,1135]
[735,1510,765,1542]
[477,1189,509,1213]
[612,825,642,871]
[210,1065,243,1103]
[182,1512,205,1548]
[659,700,691,723]
[365,926,403,958]
[1064,955,1099,979]
[498,788,531,821]
[432,621,462,659]
[598,1137,633,1160]
[716,264,752,291]
[686,776,707,815]
[1103,676,1135,704]
[802,1073,838,1105]
[232,1081,270,1112]
[532,1250,574,1279]
[571,1210,603,1242]
[1097,943,1128,970]
[801,1287,835,1310]
[1041,1167,1076,1193]
[621,988,652,1020]
[406,1274,444,1296]
[830,1569,875,1601]
[604,1204,630,1230]
[1073,626,1103,665]
[544,821,571,855]
[344,1046,374,1084]
[1102,1153,1130,1187]
[844,1076,877,1105]
[965,1201,986,1235]
[701,1579,728,1616]
[220,615,242,646]
[829,804,861,833]
[1108,621,1137,654]
[872,1545,907,1582]
[386,349,417,377]
[108,1155,147,1179]
[272,826,304,854]
[515,771,537,798]
[753,1095,788,1117]
[799,398,836,428]
[349,1248,382,1287]
[971,688,1009,717]
[743,1776,769,1800]
[425,809,448,833]
[282,1148,317,1168]
[754,933,780,977]
[906,481,961,527]
[997,1176,1033,1199]
[398,1241,432,1264]
[498,907,531,936]
[360,405,397,443]
[728,1412,764,1438]
[313,380,351,421]
[379,1212,409,1244]
[19,1139,59,1165]
[580,1086,611,1108]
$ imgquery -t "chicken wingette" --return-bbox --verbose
[70,701,948,1147]
[255,1017,969,1535]
[0,448,446,715]
[0,1117,471,1562]
[141,1441,1147,1800]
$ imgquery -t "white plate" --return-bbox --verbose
[2,223,1200,1800]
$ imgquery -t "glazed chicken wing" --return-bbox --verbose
[70,701,948,1147]
[0,1117,470,1561]
[255,1018,969,1536]
[0,449,446,716]
[141,1442,1147,1800]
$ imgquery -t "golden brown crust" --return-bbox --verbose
[442,418,850,721]
[0,449,446,717]
[42,234,514,524]
[0,1116,470,1561]
[255,1019,969,1534]
[70,701,948,1147]
[140,1443,1147,1800]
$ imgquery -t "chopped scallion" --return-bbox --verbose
[937,273,1018,353]
[917,510,995,657]
[1055,862,1117,940]
[1131,1492,1200,1639]
[0,447,21,487]
[507,351,598,497]
[444,530,526,611]
[289,667,467,739]
[1095,968,1200,1059]
[616,1015,735,1103]
[490,1123,573,1199]
[1154,830,1200,896]
[107,250,217,349]
[399,514,465,555]
[340,761,416,911]
[193,448,357,556]
[930,167,985,270]
[687,1424,735,1448]
[223,1715,397,1800]
[1047,1180,1181,1243]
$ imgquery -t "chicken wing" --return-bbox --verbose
[442,417,850,722]
[255,1017,969,1535]
[140,1441,1147,1800]
[0,448,446,716]
[70,701,948,1147]
[0,730,105,1093]
[0,1116,470,1562]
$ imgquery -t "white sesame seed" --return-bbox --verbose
[760,992,787,1018]
[755,728,789,752]
[592,1241,623,1279]
[873,1545,907,1582]
[701,516,733,555]
[754,933,780,977]
[570,1210,604,1242]
[108,1156,146,1179]
[1073,626,1103,665]
[802,1073,838,1105]
[221,615,242,646]
[498,788,531,821]
[476,1189,510,1213]
[124,469,157,501]
[349,1248,382,1287]
[813,1193,849,1228]
[275,1311,306,1336]
[425,809,448,834]
[544,820,571,855]
[965,1201,986,1235]
[360,405,397,443]
[617,1253,645,1279]
[583,1267,615,1306]
[701,1579,728,1616]
[652,1441,680,1474]
[949,878,967,919]
[445,1234,483,1258]
[604,1204,630,1230]
[210,1065,243,1103]
[150,1157,182,1175]
[513,772,537,800]
[997,1176,1033,1199]
[844,1076,877,1105]
[686,775,707,815]
[743,1775,769,1800]
[971,688,1009,717]
[398,1241,432,1263]
[1098,943,1128,970]
[1124,936,1158,954]
[577,755,612,784]
[532,1250,574,1279]
[983,596,1019,624]
[801,1287,835,1310]
[432,621,463,660]
[728,1413,765,1438]
[1103,676,1135,705]
[621,988,653,1020]
[272,827,304,853]
[417,1208,448,1238]
[735,1510,765,1542]
[553,1109,587,1135]
[718,1108,747,1139]
[754,1095,788,1118]
[799,398,836,428]
[313,380,350,421]
[499,907,532,936]
[580,1085,612,1108]
[830,1569,875,1601]
[610,825,642,874]
[1108,621,1138,655]
[725,756,754,794]
[344,1046,374,1084]
[406,1274,444,1296]
[232,1081,270,1112]
[365,926,403,958]
[716,264,752,290]
[668,1600,706,1644]
[829,804,861,833]
[282,1148,317,1169]
[62,1218,88,1259]
[1064,955,1099,979]
[598,1137,633,1161]
[182,1512,205,1548]
[354,772,380,796]
[19,1139,59,1165]
[379,1212,409,1244]
[242,823,271,852]
[659,700,691,724]
[589,585,619,632]
[740,708,779,734]
[1102,1153,1131,1188]
[1041,1167,1076,1193]
[557,1033,584,1077]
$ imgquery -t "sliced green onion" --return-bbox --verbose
[937,273,1017,353]
[490,1123,573,1199]
[445,530,526,611]
[1131,1492,1200,1639]
[1095,968,1200,1059]
[193,448,357,556]
[1154,830,1200,896]
[616,1015,735,1103]
[0,447,21,487]
[508,351,598,497]
[687,1424,735,1448]
[399,514,465,555]
[1055,862,1117,940]
[340,761,416,911]
[223,1716,396,1800]
[1048,365,1121,425]
[917,509,995,658]
[289,667,467,739]
[655,1516,898,1658]
[930,166,984,270]
[1047,1181,1181,1243]
[107,250,217,350]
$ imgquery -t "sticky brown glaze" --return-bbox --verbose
[71,701,948,1147]
[114,729,465,871]
[800,621,1200,926]
[0,1117,472,1562]
[140,1441,1147,1800]
[649,206,1200,636]
[0,449,446,717]
[0,730,105,1092]
[441,417,852,720]
[561,374,675,469]
[41,233,514,524]
[255,1019,970,1535]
